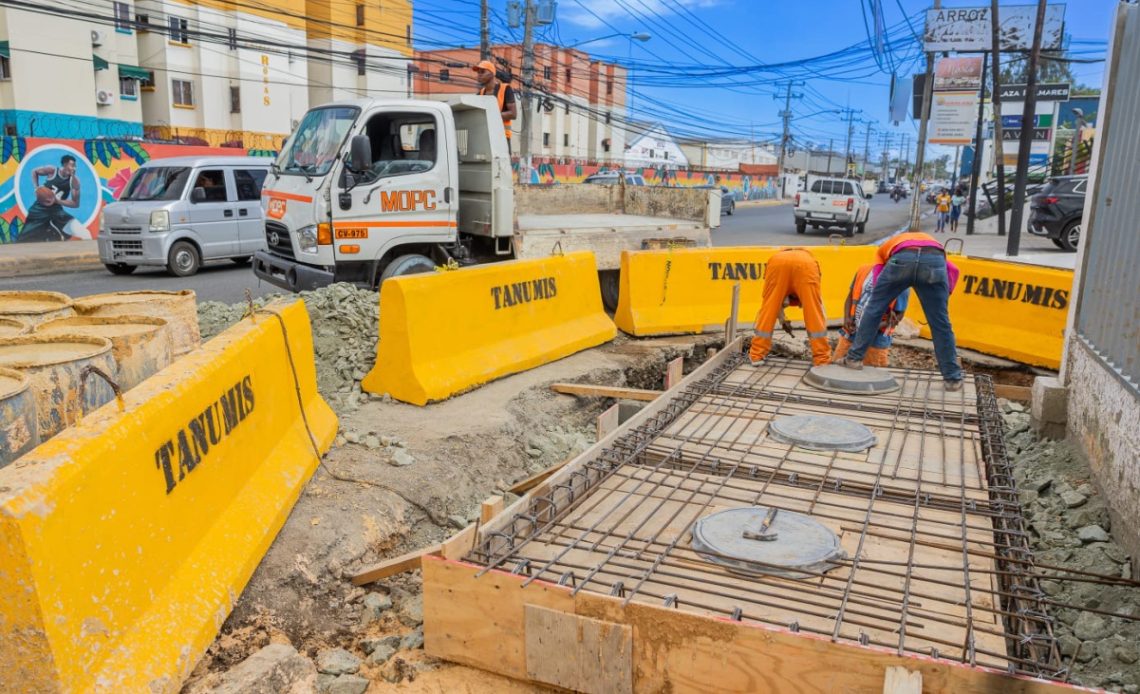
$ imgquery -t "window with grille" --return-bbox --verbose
[172,79,194,107]
[140,70,155,91]
[353,49,366,76]
[230,85,240,113]
[563,134,569,146]
[168,16,189,44]
[564,67,571,82]
[543,133,550,146]
[227,28,237,50]
[113,2,131,32]
[0,57,10,80]
[136,13,150,31]
[543,66,551,80]
[356,4,364,26]
[439,68,449,82]
[120,77,138,98]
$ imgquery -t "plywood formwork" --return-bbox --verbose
[424,342,1087,693]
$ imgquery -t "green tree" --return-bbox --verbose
[1000,52,1075,84]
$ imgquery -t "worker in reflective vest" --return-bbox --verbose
[838,231,963,390]
[831,263,909,367]
[474,60,517,151]
[749,248,830,366]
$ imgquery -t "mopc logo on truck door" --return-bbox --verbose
[380,190,437,212]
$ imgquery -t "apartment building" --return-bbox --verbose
[414,43,628,163]
[0,0,147,137]
[305,0,412,106]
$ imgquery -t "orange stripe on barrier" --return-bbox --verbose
[261,189,313,203]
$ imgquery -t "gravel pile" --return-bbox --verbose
[1004,403,1140,692]
[197,283,379,409]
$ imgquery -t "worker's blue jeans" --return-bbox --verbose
[846,249,963,382]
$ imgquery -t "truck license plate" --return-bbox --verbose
[335,227,369,239]
[814,213,834,220]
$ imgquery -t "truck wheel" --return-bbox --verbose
[104,263,136,276]
[1051,238,1065,249]
[1059,220,1081,252]
[844,223,855,238]
[380,254,436,284]
[167,241,201,277]
[599,270,620,312]
[726,202,735,216]
[795,220,806,234]
[856,220,867,234]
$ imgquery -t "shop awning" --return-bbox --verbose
[118,64,150,80]
[0,42,10,59]
[93,54,109,71]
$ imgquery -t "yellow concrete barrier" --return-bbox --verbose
[905,256,1073,369]
[0,300,336,693]
[362,251,616,405]
[614,245,878,336]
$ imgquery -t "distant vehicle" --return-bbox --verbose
[793,177,872,237]
[877,180,890,194]
[582,171,646,186]
[694,185,736,216]
[1029,174,1088,252]
[99,156,271,277]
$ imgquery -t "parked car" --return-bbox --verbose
[1029,174,1088,251]
[582,171,646,186]
[98,157,272,276]
[694,185,736,216]
[793,177,872,237]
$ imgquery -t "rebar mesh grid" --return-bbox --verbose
[467,354,1064,679]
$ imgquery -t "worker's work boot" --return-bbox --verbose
[836,356,863,370]
[944,380,963,392]
[749,356,765,367]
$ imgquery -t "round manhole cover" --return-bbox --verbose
[804,364,900,395]
[768,414,877,452]
[691,507,845,579]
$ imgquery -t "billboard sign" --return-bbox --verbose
[924,5,1066,52]
[934,57,985,91]
[930,91,980,145]
[996,82,1072,102]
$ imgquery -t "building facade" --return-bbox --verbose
[679,139,777,171]
[0,0,412,147]
[413,43,628,163]
[623,122,687,169]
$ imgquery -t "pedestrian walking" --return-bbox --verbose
[934,190,951,233]
[831,263,909,367]
[837,232,963,390]
[749,248,830,366]
[949,191,965,233]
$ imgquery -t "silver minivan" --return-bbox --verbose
[98,156,272,277]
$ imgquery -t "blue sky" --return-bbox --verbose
[413,1,1116,161]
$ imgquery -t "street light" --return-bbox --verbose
[567,32,651,49]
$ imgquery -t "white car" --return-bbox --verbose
[793,178,872,237]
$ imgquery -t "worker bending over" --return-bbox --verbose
[838,231,963,390]
[832,263,909,367]
[749,248,830,366]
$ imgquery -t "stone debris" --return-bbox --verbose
[361,635,401,656]
[400,628,425,651]
[359,592,392,626]
[316,673,369,694]
[193,643,317,694]
[315,647,361,676]
[366,643,397,665]
[390,449,416,467]
[1079,525,1112,544]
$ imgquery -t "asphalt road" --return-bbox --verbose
[715,193,914,247]
[16,194,917,304]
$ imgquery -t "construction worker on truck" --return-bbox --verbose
[749,248,830,367]
[838,231,963,391]
[831,263,909,367]
[474,60,517,152]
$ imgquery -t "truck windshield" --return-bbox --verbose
[122,167,191,201]
[277,106,359,177]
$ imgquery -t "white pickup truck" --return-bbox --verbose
[792,177,873,237]
[251,96,715,308]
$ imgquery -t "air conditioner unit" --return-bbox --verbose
[91,29,106,46]
[96,89,114,105]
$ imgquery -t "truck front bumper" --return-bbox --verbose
[252,250,335,293]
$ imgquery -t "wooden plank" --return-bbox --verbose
[883,666,923,694]
[551,383,662,402]
[350,544,441,586]
[507,457,574,495]
[480,496,504,525]
[525,605,632,694]
[665,356,685,390]
[597,403,621,439]
[726,282,741,344]
[423,557,1081,694]
[440,523,478,560]
[993,383,1032,402]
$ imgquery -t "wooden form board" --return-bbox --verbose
[422,557,1090,694]
[525,605,632,694]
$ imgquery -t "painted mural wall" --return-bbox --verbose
[516,160,781,201]
[0,137,274,244]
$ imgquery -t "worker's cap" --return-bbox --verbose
[473,60,496,73]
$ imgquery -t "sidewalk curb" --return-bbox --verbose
[736,199,790,208]
[0,252,104,279]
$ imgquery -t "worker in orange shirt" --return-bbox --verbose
[831,263,909,367]
[838,231,962,390]
[749,248,830,366]
[474,60,518,152]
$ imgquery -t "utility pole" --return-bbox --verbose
[908,0,940,230]
[480,0,490,60]
[774,81,804,197]
[519,0,536,176]
[861,121,873,178]
[1008,0,1048,256]
[826,138,834,175]
[990,0,1007,237]
[841,109,859,174]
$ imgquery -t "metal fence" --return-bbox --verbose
[1076,2,1140,390]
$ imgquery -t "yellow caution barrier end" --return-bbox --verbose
[362,251,616,405]
[0,299,336,693]
[614,246,878,336]
[905,256,1073,369]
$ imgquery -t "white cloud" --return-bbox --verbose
[563,0,724,30]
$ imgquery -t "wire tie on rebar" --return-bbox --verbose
[930,648,940,659]
[858,631,870,646]
[731,607,743,622]
[834,479,843,492]
[511,559,530,576]
[557,571,576,587]
[610,581,625,598]
[788,472,798,485]
[663,594,678,608]
[788,620,800,633]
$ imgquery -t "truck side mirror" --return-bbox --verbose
[191,187,206,203]
[349,135,372,172]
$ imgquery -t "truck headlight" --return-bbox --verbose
[149,210,170,232]
[298,225,318,254]
[99,210,106,231]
